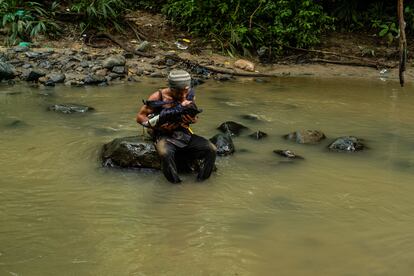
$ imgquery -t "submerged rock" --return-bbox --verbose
[284,130,326,144]
[218,121,248,136]
[214,74,233,81]
[273,150,304,159]
[102,136,161,169]
[48,103,95,114]
[0,61,15,80]
[210,133,235,156]
[328,136,365,152]
[240,114,261,121]
[249,131,267,140]
[4,119,28,128]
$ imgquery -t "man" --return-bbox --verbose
[136,70,216,183]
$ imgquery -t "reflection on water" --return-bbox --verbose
[1,78,414,275]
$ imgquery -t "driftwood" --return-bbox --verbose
[398,0,407,86]
[309,58,396,69]
[283,44,395,69]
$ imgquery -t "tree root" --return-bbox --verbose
[86,32,155,58]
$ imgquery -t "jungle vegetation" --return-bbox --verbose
[0,0,412,55]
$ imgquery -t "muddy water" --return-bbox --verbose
[0,77,413,276]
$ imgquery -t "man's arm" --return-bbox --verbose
[136,92,159,125]
[136,91,180,131]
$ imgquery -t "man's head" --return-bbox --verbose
[168,70,191,94]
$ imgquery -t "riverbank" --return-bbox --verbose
[0,10,412,86]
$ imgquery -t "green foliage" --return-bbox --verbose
[70,0,126,33]
[162,0,334,55]
[0,0,60,45]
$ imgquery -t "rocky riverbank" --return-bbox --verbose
[1,33,413,88]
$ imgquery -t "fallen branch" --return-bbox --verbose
[283,44,395,69]
[309,58,397,69]
[86,32,155,58]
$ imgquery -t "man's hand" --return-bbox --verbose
[181,100,192,107]
[181,114,198,124]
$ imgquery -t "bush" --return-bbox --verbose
[162,0,334,55]
[0,0,60,45]
[70,0,126,33]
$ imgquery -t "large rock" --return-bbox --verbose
[210,133,235,156]
[234,59,255,72]
[328,136,365,152]
[21,69,46,81]
[48,73,66,84]
[284,130,326,144]
[48,103,95,114]
[101,136,161,169]
[217,121,248,136]
[0,61,15,80]
[84,74,106,85]
[102,55,126,69]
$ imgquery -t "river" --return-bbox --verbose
[1,77,413,275]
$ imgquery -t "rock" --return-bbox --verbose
[165,59,176,66]
[95,69,108,77]
[48,73,65,83]
[214,73,233,81]
[22,63,32,69]
[80,61,89,68]
[136,41,151,52]
[48,103,94,114]
[273,150,304,159]
[101,136,161,169]
[328,136,365,152]
[5,119,28,128]
[102,55,126,69]
[218,121,248,136]
[210,133,235,156]
[21,69,46,81]
[249,131,267,140]
[108,72,123,78]
[191,78,205,86]
[234,59,255,72]
[13,46,29,52]
[44,80,56,87]
[284,130,326,144]
[240,114,260,121]
[38,76,48,84]
[25,51,41,59]
[112,66,125,74]
[0,61,15,80]
[150,71,166,78]
[84,74,106,85]
[150,55,164,65]
[128,75,140,82]
[38,60,51,69]
[123,52,134,59]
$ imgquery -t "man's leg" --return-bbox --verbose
[185,135,217,181]
[155,138,181,183]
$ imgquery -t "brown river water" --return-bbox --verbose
[0,77,413,275]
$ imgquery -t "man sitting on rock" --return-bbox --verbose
[136,70,216,183]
